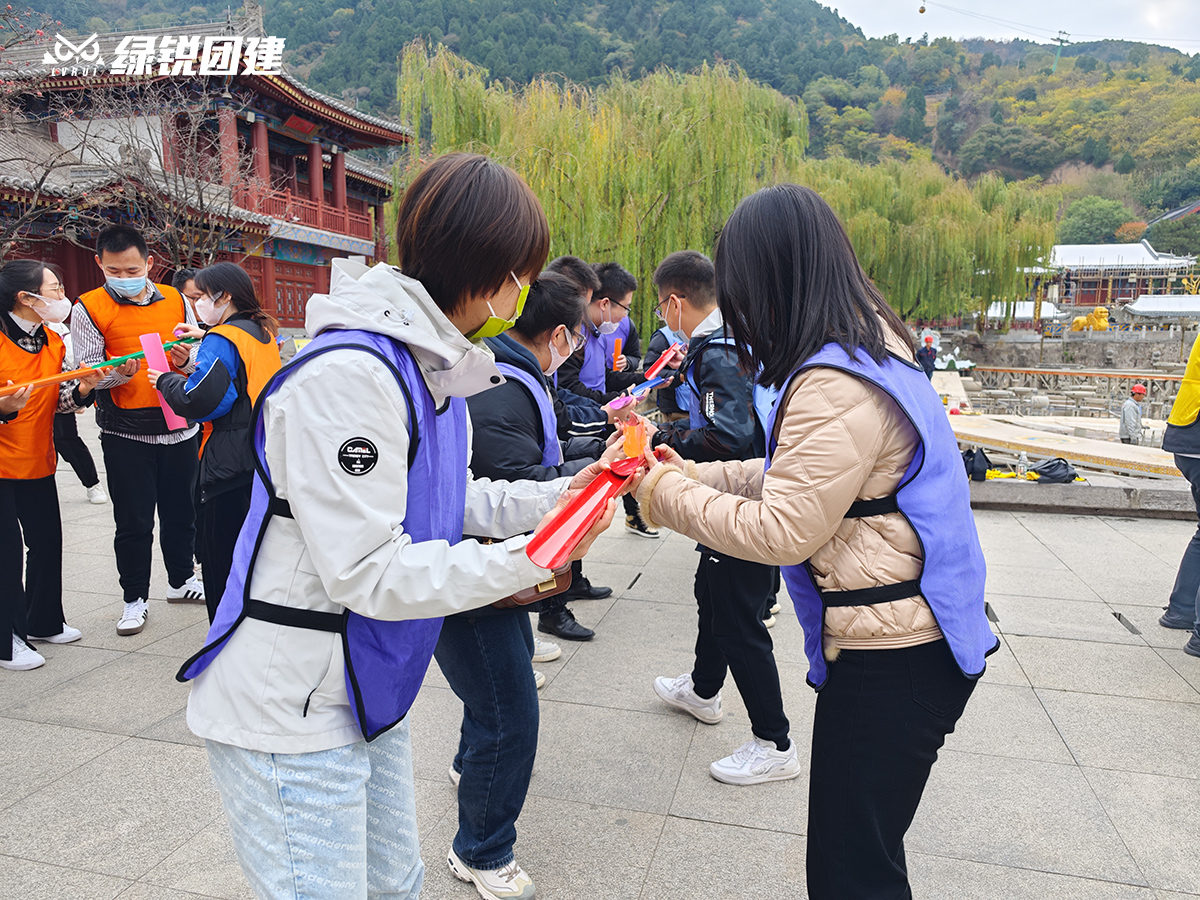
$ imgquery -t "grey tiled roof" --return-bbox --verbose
[0,120,272,225]
[0,14,410,140]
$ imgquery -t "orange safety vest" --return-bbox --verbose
[77,284,187,412]
[199,321,282,456]
[0,326,65,480]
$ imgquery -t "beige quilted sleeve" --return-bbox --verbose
[637,368,886,566]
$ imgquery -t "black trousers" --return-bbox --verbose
[101,432,199,603]
[691,550,790,747]
[807,640,976,900]
[0,476,65,654]
[53,413,99,488]
[197,483,252,623]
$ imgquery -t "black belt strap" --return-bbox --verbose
[820,580,922,608]
[845,496,899,518]
[268,497,293,519]
[244,598,343,632]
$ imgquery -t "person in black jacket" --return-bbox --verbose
[644,321,690,421]
[645,251,798,785]
[549,257,658,536]
[438,272,603,893]
[556,261,645,404]
[148,263,282,622]
[916,335,937,379]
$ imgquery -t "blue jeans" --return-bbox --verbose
[434,609,539,870]
[1166,455,1200,639]
[205,722,423,900]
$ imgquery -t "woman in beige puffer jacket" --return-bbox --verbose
[634,184,994,900]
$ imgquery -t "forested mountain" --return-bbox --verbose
[35,0,1200,237]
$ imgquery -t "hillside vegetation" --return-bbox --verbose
[39,0,1200,247]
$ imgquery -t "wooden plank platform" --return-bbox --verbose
[950,414,1182,479]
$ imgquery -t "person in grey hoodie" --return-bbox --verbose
[179,154,619,900]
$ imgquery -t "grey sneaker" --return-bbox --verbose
[1185,634,1200,658]
[1160,611,1195,630]
[653,673,723,724]
[448,848,536,900]
[709,736,802,786]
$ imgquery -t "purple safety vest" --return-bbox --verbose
[579,316,630,392]
[178,328,468,741]
[495,361,563,468]
[765,343,996,689]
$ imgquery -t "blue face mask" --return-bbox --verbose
[107,275,147,298]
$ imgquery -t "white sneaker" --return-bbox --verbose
[448,848,536,900]
[653,673,723,724]
[710,736,802,786]
[166,574,205,604]
[763,613,777,628]
[116,599,148,636]
[448,765,461,788]
[533,668,546,690]
[532,636,561,662]
[768,601,781,615]
[86,484,108,505]
[0,635,45,671]
[27,624,82,644]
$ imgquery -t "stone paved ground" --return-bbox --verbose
[3,417,1200,900]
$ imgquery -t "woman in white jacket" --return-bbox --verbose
[178,154,616,900]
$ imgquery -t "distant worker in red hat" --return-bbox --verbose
[1120,384,1146,444]
[916,334,937,380]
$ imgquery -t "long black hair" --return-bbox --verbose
[194,261,278,337]
[513,270,587,340]
[714,183,913,390]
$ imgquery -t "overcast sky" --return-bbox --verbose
[822,0,1200,55]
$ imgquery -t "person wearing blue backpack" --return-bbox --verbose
[642,250,797,785]
[628,185,996,899]
[176,153,617,900]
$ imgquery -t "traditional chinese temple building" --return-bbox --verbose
[0,8,408,328]
[1047,241,1196,308]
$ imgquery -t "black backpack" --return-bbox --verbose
[1031,457,1077,484]
[961,448,991,482]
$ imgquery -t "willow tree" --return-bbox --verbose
[396,41,1056,328]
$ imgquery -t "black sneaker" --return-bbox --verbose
[538,606,595,641]
[625,513,660,539]
[566,575,613,601]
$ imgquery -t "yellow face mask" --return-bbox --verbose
[468,272,530,341]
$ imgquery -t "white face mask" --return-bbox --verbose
[26,293,72,324]
[597,301,620,335]
[545,327,571,376]
[195,293,228,327]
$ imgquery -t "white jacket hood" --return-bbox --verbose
[305,258,503,403]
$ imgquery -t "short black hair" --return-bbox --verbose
[172,267,197,292]
[714,183,913,390]
[653,251,715,309]
[592,261,637,304]
[95,224,149,260]
[0,259,47,314]
[546,255,601,294]
[396,153,549,314]
[513,271,587,340]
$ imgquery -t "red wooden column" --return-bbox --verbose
[218,107,238,183]
[251,116,270,187]
[331,147,347,210]
[263,257,278,319]
[308,140,323,203]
